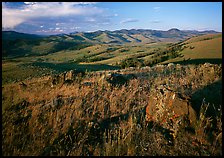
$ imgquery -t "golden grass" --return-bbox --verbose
[2,63,222,156]
[181,36,222,59]
[161,34,222,64]
[184,34,222,44]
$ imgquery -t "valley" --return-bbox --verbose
[2,29,222,85]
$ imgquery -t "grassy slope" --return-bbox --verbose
[94,33,115,43]
[161,34,222,64]
[2,64,222,156]
[130,34,155,43]
[2,60,55,85]
[182,35,222,59]
[2,34,221,85]
[2,32,222,156]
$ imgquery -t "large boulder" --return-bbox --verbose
[146,85,197,136]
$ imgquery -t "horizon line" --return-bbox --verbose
[2,28,222,36]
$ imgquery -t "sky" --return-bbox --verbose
[2,2,222,35]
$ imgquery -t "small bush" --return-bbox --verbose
[120,58,143,69]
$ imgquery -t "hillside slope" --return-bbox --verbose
[2,29,220,58]
[161,33,222,64]
[2,63,222,156]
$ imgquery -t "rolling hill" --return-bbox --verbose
[161,33,222,64]
[2,29,220,58]
[2,31,44,40]
[2,32,222,85]
[2,29,222,156]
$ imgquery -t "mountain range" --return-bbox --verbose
[2,28,220,58]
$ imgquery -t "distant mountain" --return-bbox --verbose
[200,30,220,34]
[2,31,44,40]
[66,28,220,44]
[2,29,220,43]
[2,29,220,58]
[2,31,91,58]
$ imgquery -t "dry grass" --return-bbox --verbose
[161,34,222,64]
[2,63,222,156]
[181,36,222,59]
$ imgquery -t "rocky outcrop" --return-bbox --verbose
[146,85,197,137]
[65,70,75,81]
[98,72,136,87]
[50,70,85,87]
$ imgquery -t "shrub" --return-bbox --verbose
[120,58,143,69]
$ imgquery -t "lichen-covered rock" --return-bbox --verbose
[146,85,197,137]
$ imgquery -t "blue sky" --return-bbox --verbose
[2,2,222,35]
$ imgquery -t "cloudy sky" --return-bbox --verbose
[2,2,222,35]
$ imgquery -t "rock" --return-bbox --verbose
[167,63,175,68]
[203,62,212,67]
[65,70,75,81]
[146,86,197,136]
[59,72,66,83]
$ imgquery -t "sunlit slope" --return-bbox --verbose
[183,34,222,59]
[162,34,222,64]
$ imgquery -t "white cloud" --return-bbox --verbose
[151,20,161,23]
[2,2,102,29]
[56,23,65,26]
[101,22,110,25]
[70,26,81,30]
[153,7,160,10]
[86,18,96,22]
[60,2,97,6]
[24,2,37,5]
[120,18,139,24]
[36,27,64,33]
[153,6,161,12]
